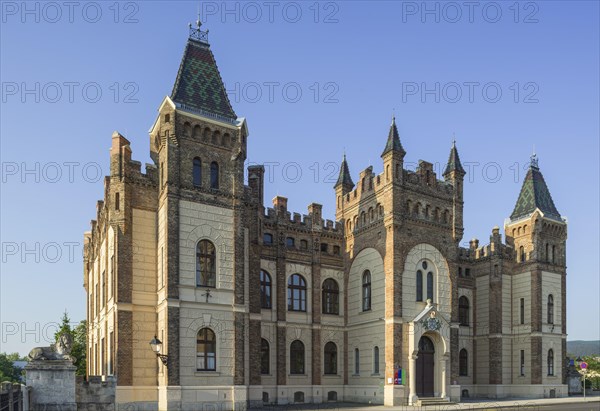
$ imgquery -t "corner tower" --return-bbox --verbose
[505,154,567,387]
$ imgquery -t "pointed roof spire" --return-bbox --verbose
[381,115,406,157]
[510,154,561,221]
[335,153,355,189]
[443,139,465,176]
[171,12,237,122]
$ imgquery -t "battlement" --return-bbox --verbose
[264,205,342,232]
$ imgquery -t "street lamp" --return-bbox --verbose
[149,335,169,367]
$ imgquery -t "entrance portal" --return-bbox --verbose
[416,336,435,397]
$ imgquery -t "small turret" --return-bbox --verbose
[381,116,406,183]
[334,153,355,193]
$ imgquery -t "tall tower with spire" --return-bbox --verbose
[504,154,567,388]
[443,140,466,243]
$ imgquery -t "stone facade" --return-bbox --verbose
[82,28,569,410]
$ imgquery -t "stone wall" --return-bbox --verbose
[76,376,116,411]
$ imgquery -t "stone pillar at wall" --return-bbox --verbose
[26,360,77,411]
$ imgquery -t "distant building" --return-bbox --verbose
[83,20,568,410]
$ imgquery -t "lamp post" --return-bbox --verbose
[149,335,169,367]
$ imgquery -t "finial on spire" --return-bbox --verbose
[189,5,209,43]
[392,108,396,124]
[530,152,539,169]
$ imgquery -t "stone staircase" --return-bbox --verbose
[416,397,454,407]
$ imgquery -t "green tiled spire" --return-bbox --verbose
[510,155,561,221]
[335,154,355,189]
[443,140,465,176]
[381,116,406,157]
[171,27,237,122]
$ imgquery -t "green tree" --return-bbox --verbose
[54,311,87,376]
[0,353,23,382]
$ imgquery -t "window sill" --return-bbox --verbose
[195,371,219,376]
[323,374,339,377]
[371,373,381,377]
[322,312,340,316]
[288,374,307,377]
[351,374,360,377]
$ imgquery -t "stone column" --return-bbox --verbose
[409,354,417,405]
[441,355,448,398]
[25,360,77,411]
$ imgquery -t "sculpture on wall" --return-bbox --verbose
[28,333,74,362]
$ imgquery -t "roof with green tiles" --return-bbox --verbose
[171,38,237,121]
[510,157,561,221]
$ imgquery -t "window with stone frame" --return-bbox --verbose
[373,346,380,374]
[362,271,371,311]
[260,338,270,374]
[426,271,434,301]
[416,270,423,301]
[290,340,305,374]
[354,348,360,374]
[286,237,295,248]
[193,157,202,186]
[547,294,554,324]
[322,278,339,315]
[197,328,216,371]
[196,240,216,287]
[459,349,468,376]
[324,342,337,375]
[263,233,273,245]
[210,161,219,189]
[288,274,307,312]
[459,296,470,326]
[547,349,554,376]
[260,270,272,309]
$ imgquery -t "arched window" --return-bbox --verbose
[286,237,295,248]
[288,274,307,312]
[290,340,305,374]
[196,240,216,287]
[210,162,219,189]
[459,349,468,376]
[260,270,272,309]
[260,338,270,374]
[547,349,554,376]
[193,157,202,186]
[547,294,554,324]
[459,296,470,326]
[196,328,216,371]
[324,342,337,375]
[373,346,380,374]
[427,271,434,301]
[416,270,423,302]
[300,239,308,250]
[322,279,339,315]
[519,246,525,262]
[184,122,192,136]
[362,270,371,311]
[193,124,201,138]
[354,348,360,374]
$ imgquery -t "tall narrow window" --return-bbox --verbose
[520,298,525,324]
[288,274,307,312]
[547,294,554,324]
[546,243,549,262]
[101,270,106,306]
[373,346,380,374]
[196,240,216,287]
[552,245,556,264]
[101,337,106,375]
[520,350,525,376]
[322,279,339,315]
[193,158,202,186]
[324,342,337,375]
[459,349,468,376]
[260,270,272,309]
[547,349,554,376]
[197,328,216,371]
[110,255,115,298]
[354,348,360,374]
[427,271,434,301]
[290,340,305,374]
[115,192,120,210]
[416,270,423,302]
[519,246,525,262]
[109,331,114,375]
[362,271,371,311]
[210,162,219,189]
[459,296,470,326]
[261,338,270,375]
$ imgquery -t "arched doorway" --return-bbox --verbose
[416,336,435,397]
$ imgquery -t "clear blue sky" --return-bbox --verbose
[1,1,598,355]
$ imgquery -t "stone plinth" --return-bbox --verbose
[25,360,76,411]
